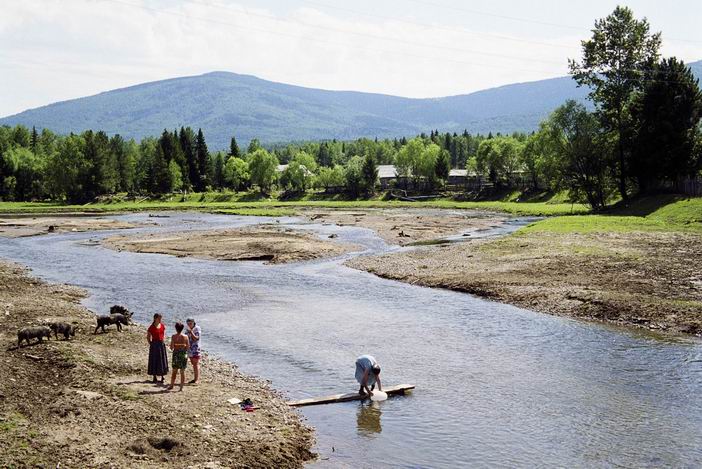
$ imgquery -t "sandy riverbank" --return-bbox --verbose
[0,260,315,468]
[104,224,357,264]
[0,215,140,238]
[349,230,702,335]
[300,208,508,245]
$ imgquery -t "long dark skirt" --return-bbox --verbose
[148,341,169,376]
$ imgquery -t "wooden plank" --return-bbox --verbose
[287,384,415,407]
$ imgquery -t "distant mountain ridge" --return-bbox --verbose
[2,60,700,149]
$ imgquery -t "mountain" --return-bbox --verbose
[2,60,700,149]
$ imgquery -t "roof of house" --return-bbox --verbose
[276,163,314,176]
[378,165,398,179]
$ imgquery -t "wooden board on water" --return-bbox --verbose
[287,384,415,407]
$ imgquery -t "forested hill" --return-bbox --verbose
[2,60,700,149]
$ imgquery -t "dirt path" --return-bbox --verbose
[300,208,508,245]
[104,224,357,264]
[348,230,702,335]
[0,261,315,468]
[0,216,141,238]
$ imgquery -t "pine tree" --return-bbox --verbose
[435,149,451,182]
[151,145,171,194]
[317,142,331,167]
[361,153,378,195]
[630,57,702,192]
[158,130,174,162]
[228,136,241,159]
[179,127,197,191]
[30,126,38,153]
[213,152,225,190]
[194,128,209,191]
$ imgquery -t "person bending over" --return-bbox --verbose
[355,354,382,397]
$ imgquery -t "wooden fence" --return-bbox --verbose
[675,176,702,196]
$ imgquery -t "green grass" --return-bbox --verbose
[2,193,699,235]
[0,412,26,433]
[521,196,702,234]
[0,190,589,217]
[112,386,140,401]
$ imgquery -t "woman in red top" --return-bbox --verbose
[147,313,168,383]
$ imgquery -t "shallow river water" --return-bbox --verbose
[1,212,701,468]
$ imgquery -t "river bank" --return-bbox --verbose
[0,260,315,468]
[0,215,141,238]
[349,209,702,335]
[104,224,357,264]
[300,208,507,245]
[0,190,589,217]
[1,210,701,467]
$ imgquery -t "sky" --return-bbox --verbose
[1,0,701,116]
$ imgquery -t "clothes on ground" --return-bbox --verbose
[188,324,201,358]
[147,340,169,376]
[355,354,378,388]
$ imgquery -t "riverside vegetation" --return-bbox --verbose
[1,8,700,210]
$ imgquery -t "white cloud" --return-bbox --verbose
[0,0,697,116]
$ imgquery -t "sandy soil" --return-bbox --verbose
[0,216,139,238]
[104,225,357,264]
[349,230,702,335]
[301,208,508,246]
[0,261,315,468]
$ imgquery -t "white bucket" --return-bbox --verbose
[370,391,388,402]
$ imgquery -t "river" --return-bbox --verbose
[1,211,700,468]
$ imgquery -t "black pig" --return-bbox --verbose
[17,326,52,347]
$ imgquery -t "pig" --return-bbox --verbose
[17,326,52,347]
[49,322,77,340]
[110,305,132,317]
[94,313,131,334]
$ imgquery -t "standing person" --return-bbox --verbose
[355,354,382,396]
[147,313,168,384]
[167,322,190,392]
[185,318,201,384]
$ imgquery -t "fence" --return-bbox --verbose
[675,176,702,196]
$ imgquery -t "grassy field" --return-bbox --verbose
[1,192,699,234]
[0,190,590,217]
[521,195,702,234]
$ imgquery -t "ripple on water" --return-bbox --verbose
[0,211,700,468]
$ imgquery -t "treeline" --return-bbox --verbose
[0,123,494,202]
[0,126,215,203]
[1,7,700,209]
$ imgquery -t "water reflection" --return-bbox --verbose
[357,402,383,436]
[1,212,700,468]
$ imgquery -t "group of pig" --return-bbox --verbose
[16,305,134,348]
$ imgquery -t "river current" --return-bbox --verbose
[0,212,700,468]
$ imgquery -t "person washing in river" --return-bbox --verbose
[146,313,168,384]
[355,354,382,396]
[185,318,201,384]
